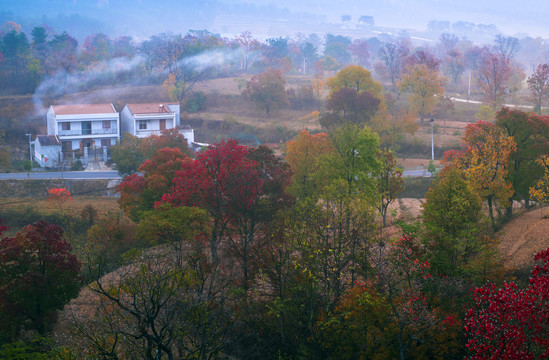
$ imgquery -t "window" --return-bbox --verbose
[101,139,111,148]
[61,122,70,131]
[138,121,147,130]
[102,120,111,129]
[82,121,92,135]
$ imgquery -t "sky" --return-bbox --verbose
[221,0,549,37]
[3,0,549,40]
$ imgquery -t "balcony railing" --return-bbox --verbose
[58,128,118,136]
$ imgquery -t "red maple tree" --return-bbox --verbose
[465,247,549,359]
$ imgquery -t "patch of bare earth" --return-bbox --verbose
[497,206,549,270]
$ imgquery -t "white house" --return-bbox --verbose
[120,103,194,146]
[47,104,120,151]
[34,135,62,168]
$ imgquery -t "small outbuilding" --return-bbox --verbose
[34,135,62,168]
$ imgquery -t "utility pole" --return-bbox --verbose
[430,118,435,160]
[25,133,32,163]
[467,71,471,102]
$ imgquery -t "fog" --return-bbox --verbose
[4,0,549,42]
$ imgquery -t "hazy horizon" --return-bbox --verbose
[3,0,549,41]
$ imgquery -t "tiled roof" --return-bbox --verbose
[52,104,116,115]
[36,135,61,146]
[127,103,176,115]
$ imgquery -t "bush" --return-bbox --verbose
[71,160,83,171]
[185,91,206,113]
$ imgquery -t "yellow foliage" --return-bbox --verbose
[530,155,549,203]
[400,64,445,121]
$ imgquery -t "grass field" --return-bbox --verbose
[0,196,121,218]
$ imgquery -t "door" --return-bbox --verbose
[159,119,166,131]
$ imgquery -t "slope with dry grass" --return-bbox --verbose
[497,206,549,270]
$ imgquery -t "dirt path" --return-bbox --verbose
[497,206,549,269]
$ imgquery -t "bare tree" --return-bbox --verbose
[376,40,410,93]
[494,34,520,62]
[476,51,511,109]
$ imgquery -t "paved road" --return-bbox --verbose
[0,169,429,180]
[0,171,121,180]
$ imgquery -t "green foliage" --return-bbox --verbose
[111,133,144,177]
[422,166,491,278]
[0,337,70,360]
[70,159,83,171]
[325,124,381,198]
[185,91,206,113]
[427,160,437,173]
[475,105,496,121]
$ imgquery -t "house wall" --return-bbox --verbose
[50,110,120,150]
[120,106,136,138]
[179,128,195,144]
[134,117,175,137]
[47,107,56,135]
[167,103,181,127]
[34,140,62,168]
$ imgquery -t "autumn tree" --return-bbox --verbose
[285,130,334,199]
[476,51,511,109]
[376,40,410,93]
[530,155,549,206]
[320,87,381,128]
[0,29,30,76]
[46,32,78,79]
[375,149,403,227]
[444,49,465,86]
[422,165,489,277]
[380,93,419,149]
[68,249,228,360]
[0,220,81,341]
[465,247,549,359]
[496,108,549,213]
[369,236,460,360]
[80,33,112,64]
[243,69,288,117]
[493,34,520,62]
[117,147,190,221]
[404,48,441,72]
[326,64,383,96]
[47,187,71,212]
[112,129,192,177]
[161,140,260,266]
[399,64,445,125]
[527,63,549,114]
[323,34,351,67]
[326,124,381,198]
[348,39,370,68]
[475,106,496,121]
[321,65,385,129]
[111,133,144,176]
[453,121,516,228]
[234,31,261,72]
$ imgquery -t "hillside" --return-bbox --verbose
[497,206,549,269]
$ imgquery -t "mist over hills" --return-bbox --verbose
[3,0,549,42]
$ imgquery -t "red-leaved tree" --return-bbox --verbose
[117,147,190,221]
[161,140,262,265]
[465,247,549,359]
[0,220,81,340]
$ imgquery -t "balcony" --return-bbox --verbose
[58,128,118,136]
